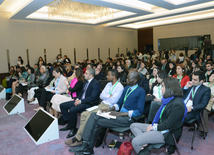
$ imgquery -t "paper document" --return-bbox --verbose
[86,106,99,112]
[96,110,116,119]
[45,88,53,92]
[21,83,27,86]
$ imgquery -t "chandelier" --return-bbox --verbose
[48,0,114,21]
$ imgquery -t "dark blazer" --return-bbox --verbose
[157,97,185,145]
[138,76,149,93]
[95,71,104,81]
[183,84,210,121]
[78,78,101,106]
[161,64,170,73]
[119,72,127,83]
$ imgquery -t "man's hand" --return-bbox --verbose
[185,81,193,88]
[74,99,81,106]
[109,111,127,117]
[101,106,115,113]
[187,106,192,112]
[52,90,56,93]
[66,90,69,94]
[146,125,153,132]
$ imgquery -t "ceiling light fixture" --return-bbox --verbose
[48,0,114,22]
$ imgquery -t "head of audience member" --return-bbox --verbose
[125,59,131,67]
[18,56,24,65]
[209,72,214,84]
[192,60,198,69]
[169,62,175,70]
[96,64,103,72]
[84,68,95,81]
[156,71,168,84]
[191,70,205,86]
[116,60,121,66]
[140,62,146,69]
[40,65,46,74]
[57,54,62,59]
[161,59,167,66]
[53,67,63,78]
[161,77,183,98]
[107,58,112,63]
[27,67,34,74]
[126,71,140,86]
[107,69,119,83]
[86,63,93,69]
[38,56,43,61]
[121,60,125,65]
[176,64,186,77]
[179,53,184,57]
[206,55,211,61]
[34,64,38,70]
[63,55,68,59]
[74,63,80,69]
[20,66,26,73]
[206,62,212,71]
[117,65,125,73]
[74,68,84,82]
[153,67,159,77]
[10,66,14,72]
[66,64,72,72]
[16,66,21,72]
[120,53,124,57]
[171,50,176,55]
[99,60,103,66]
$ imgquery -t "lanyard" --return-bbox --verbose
[109,81,119,95]
[123,86,138,103]
[27,75,30,81]
[150,78,155,83]
[191,87,196,99]
[177,75,183,83]
[160,106,166,122]
[158,85,162,99]
[168,70,171,75]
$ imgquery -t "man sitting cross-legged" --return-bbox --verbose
[65,69,124,147]
[59,68,100,138]
[69,70,146,154]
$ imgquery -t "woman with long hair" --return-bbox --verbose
[167,61,176,77]
[33,67,68,111]
[131,77,187,155]
[51,68,84,118]
[117,65,127,83]
[172,64,190,88]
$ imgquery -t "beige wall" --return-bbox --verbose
[153,19,214,52]
[0,12,137,73]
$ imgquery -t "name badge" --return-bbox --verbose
[186,100,193,107]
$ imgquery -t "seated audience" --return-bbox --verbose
[130,77,187,154]
[117,65,127,83]
[59,68,100,138]
[65,64,73,77]
[149,67,159,90]
[94,64,104,81]
[51,68,84,117]
[33,67,67,111]
[16,67,35,97]
[68,71,145,154]
[183,71,210,124]
[205,62,213,82]
[138,62,148,76]
[199,72,214,137]
[167,61,176,77]
[172,64,189,88]
[65,69,124,146]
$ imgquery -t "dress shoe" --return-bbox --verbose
[167,145,176,154]
[138,144,152,155]
[65,137,81,146]
[188,127,195,132]
[199,131,207,137]
[66,128,77,138]
[69,141,92,154]
[60,125,71,131]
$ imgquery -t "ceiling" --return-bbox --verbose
[0,0,214,29]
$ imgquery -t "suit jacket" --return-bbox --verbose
[78,78,101,105]
[138,76,149,93]
[183,84,210,121]
[55,75,68,94]
[157,97,185,145]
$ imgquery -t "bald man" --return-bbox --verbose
[69,71,146,154]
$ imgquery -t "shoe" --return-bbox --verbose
[188,127,195,132]
[33,107,44,112]
[167,145,176,154]
[28,97,35,103]
[138,144,152,155]
[69,141,93,154]
[66,128,77,138]
[58,116,67,125]
[65,137,82,146]
[60,125,71,131]
[70,139,83,147]
[17,93,22,97]
[199,131,207,137]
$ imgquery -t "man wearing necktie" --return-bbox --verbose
[69,70,146,154]
[60,68,100,138]
[183,70,210,123]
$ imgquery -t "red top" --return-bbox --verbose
[172,75,190,88]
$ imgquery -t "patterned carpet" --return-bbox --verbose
[0,96,213,155]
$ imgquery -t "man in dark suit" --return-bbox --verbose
[59,68,100,138]
[183,70,210,123]
[160,59,169,73]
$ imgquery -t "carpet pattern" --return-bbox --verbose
[0,96,214,155]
